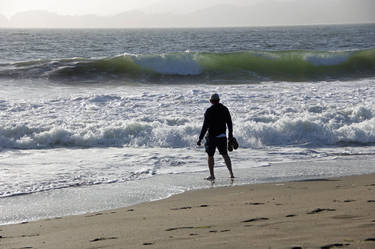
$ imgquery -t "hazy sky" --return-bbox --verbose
[0,0,290,17]
[1,0,373,27]
[0,0,150,17]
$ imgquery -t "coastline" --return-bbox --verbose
[2,156,375,226]
[1,173,374,249]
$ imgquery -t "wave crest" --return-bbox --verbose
[1,49,374,82]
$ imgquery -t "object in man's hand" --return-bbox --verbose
[228,137,239,152]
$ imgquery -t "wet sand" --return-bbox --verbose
[1,174,375,249]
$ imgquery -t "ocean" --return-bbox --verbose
[1,24,375,224]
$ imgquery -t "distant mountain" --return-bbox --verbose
[3,0,375,28]
[139,0,253,15]
[184,1,375,27]
[110,10,179,28]
[9,10,109,28]
[0,14,9,27]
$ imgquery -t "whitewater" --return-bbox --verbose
[1,25,375,224]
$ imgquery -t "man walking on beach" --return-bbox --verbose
[197,93,234,180]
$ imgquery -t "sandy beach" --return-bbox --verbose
[1,174,374,249]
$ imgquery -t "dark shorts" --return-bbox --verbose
[205,136,228,156]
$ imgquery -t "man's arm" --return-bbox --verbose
[226,108,233,139]
[197,112,209,145]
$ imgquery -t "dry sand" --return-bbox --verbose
[1,174,374,249]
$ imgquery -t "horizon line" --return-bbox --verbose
[1,21,374,29]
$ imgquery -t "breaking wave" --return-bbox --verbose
[1,48,374,82]
[2,104,375,150]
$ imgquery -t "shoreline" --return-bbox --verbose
[1,173,374,249]
[2,155,375,226]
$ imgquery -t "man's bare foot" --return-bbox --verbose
[205,176,215,181]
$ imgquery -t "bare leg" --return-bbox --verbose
[207,156,215,179]
[222,154,234,178]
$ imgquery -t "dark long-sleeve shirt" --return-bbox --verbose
[199,103,233,140]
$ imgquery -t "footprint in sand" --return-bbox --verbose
[307,208,336,214]
[20,234,40,238]
[170,206,192,210]
[90,237,118,242]
[171,204,209,210]
[85,213,103,217]
[242,217,269,223]
[245,202,265,206]
[334,199,356,203]
[165,226,194,231]
[166,225,214,232]
[320,243,350,249]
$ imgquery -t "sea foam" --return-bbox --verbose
[1,82,375,150]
